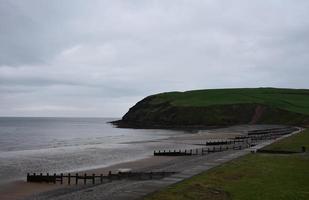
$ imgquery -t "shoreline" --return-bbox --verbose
[0,124,287,200]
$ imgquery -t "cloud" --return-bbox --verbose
[0,0,309,117]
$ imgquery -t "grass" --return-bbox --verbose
[153,88,309,115]
[144,130,309,200]
[262,129,309,152]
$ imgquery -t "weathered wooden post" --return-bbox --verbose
[100,174,103,183]
[27,173,30,182]
[190,149,192,155]
[53,173,56,184]
[84,173,87,185]
[75,173,78,185]
[46,173,49,183]
[92,174,95,184]
[108,171,112,181]
[118,171,121,180]
[150,171,153,179]
[68,173,71,185]
[60,173,63,184]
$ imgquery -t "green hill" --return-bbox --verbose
[114,88,309,128]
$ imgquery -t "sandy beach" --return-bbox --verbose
[0,125,285,200]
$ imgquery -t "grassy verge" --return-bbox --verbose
[144,130,309,200]
[262,129,309,152]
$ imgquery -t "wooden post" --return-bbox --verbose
[196,149,198,155]
[46,173,49,183]
[54,173,56,184]
[84,173,87,185]
[190,149,192,155]
[150,171,153,179]
[108,171,112,181]
[100,174,103,183]
[92,174,95,184]
[60,173,63,184]
[118,171,121,180]
[68,173,71,185]
[76,173,78,185]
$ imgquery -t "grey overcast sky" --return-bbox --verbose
[0,0,309,117]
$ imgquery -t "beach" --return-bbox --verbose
[0,122,287,200]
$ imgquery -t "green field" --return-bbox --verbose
[154,88,309,115]
[144,130,309,200]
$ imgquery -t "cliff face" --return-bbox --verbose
[113,88,309,129]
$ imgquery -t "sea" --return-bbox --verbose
[0,117,186,184]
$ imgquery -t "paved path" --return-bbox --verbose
[26,128,302,200]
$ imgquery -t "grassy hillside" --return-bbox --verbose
[153,88,309,115]
[114,88,309,128]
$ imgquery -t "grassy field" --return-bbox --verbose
[154,88,309,115]
[144,130,309,200]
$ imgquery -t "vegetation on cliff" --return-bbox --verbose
[114,88,309,128]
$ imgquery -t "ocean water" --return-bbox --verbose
[0,117,185,184]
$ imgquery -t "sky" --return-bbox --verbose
[0,0,309,117]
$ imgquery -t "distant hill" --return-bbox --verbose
[113,88,309,128]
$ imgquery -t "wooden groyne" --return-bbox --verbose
[247,127,298,135]
[154,127,300,157]
[154,145,246,156]
[205,139,245,146]
[27,171,176,185]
